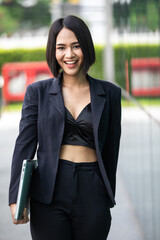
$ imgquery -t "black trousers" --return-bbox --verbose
[30,159,111,240]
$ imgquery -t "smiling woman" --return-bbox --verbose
[55,28,84,78]
[46,15,95,78]
[9,15,121,240]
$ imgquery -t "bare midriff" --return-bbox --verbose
[59,145,97,163]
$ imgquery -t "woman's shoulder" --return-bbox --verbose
[29,78,54,88]
[88,75,121,103]
[89,75,121,93]
[28,77,54,90]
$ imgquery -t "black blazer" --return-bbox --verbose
[9,73,121,208]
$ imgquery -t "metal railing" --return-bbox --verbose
[119,89,160,240]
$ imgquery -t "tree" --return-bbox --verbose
[113,0,159,32]
[21,0,51,30]
[0,0,51,36]
[0,0,23,36]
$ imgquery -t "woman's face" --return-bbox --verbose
[55,28,84,77]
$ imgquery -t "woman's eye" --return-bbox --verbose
[73,45,80,49]
[57,47,65,50]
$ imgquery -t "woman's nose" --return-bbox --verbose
[65,48,74,58]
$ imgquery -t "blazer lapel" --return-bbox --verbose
[48,73,109,130]
[88,75,109,133]
[88,76,115,203]
[49,73,65,119]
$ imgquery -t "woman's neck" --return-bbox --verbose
[62,72,88,88]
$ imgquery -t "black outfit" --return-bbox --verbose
[62,102,95,149]
[9,73,121,240]
[30,160,111,240]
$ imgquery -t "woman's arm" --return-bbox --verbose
[102,87,121,198]
[9,84,38,222]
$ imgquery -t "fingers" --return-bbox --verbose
[15,208,30,225]
[13,217,29,225]
[10,204,29,225]
[13,219,21,225]
[22,208,30,223]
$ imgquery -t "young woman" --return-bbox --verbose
[9,15,121,240]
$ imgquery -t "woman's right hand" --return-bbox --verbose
[10,203,29,224]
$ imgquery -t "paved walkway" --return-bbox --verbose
[108,172,144,240]
[0,111,145,240]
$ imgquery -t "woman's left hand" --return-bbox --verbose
[10,204,30,224]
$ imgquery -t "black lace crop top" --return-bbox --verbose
[62,103,95,150]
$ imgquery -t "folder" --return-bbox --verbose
[14,159,38,221]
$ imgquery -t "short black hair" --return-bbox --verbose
[46,15,95,77]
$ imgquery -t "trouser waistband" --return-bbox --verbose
[59,159,99,170]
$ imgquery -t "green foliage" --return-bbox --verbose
[146,1,159,31]
[21,0,51,29]
[0,0,51,36]
[2,102,23,112]
[113,0,159,32]
[0,5,20,36]
[113,2,130,29]
[89,45,104,80]
[129,0,159,32]
[114,44,160,90]
[0,44,159,92]
[0,48,46,71]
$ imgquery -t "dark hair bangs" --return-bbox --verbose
[46,18,64,77]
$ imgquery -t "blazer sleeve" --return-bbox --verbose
[102,87,121,198]
[8,84,38,205]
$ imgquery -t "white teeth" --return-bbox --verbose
[65,61,77,64]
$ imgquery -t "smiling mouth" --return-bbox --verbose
[65,60,78,65]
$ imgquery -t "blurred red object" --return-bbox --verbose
[2,62,53,102]
[131,58,160,97]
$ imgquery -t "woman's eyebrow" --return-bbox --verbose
[72,42,79,45]
[56,41,79,46]
[56,43,65,46]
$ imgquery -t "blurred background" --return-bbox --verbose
[0,0,160,239]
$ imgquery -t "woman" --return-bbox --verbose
[9,15,121,240]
